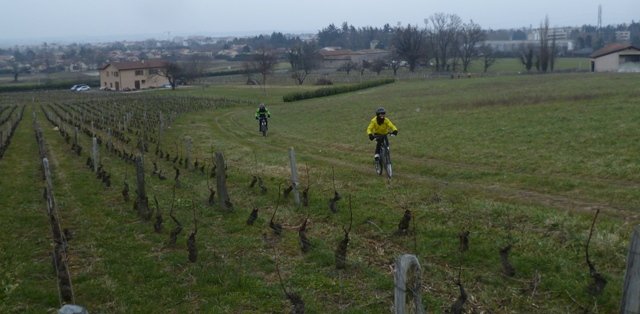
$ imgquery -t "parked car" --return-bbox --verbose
[70,84,90,91]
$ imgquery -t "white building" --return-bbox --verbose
[590,43,640,72]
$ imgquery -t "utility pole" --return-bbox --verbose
[597,5,602,33]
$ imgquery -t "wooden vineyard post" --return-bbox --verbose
[73,127,79,147]
[184,136,192,169]
[394,254,425,314]
[92,137,99,173]
[158,112,164,151]
[43,158,56,215]
[215,152,232,211]
[135,155,151,220]
[43,157,75,304]
[289,147,300,206]
[107,128,112,149]
[621,225,640,313]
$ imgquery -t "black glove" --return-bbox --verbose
[392,130,398,136]
[368,134,374,141]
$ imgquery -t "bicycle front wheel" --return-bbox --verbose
[260,123,267,137]
[384,149,392,178]
[374,158,383,175]
[385,161,393,178]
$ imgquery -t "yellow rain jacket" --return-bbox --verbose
[366,116,398,136]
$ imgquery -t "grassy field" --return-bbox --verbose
[1,71,638,313]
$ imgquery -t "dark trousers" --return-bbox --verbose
[374,136,387,155]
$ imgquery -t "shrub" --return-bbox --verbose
[314,78,333,85]
[0,80,100,93]
[283,78,395,102]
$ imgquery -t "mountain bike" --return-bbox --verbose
[259,117,268,137]
[373,134,394,178]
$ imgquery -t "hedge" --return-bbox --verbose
[0,80,100,93]
[202,69,258,77]
[282,78,396,102]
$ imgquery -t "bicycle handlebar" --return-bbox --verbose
[373,133,396,139]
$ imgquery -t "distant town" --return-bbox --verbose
[0,19,638,81]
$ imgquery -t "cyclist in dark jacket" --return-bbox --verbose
[255,103,271,132]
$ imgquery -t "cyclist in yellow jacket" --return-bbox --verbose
[366,107,398,161]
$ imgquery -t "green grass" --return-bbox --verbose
[0,71,638,313]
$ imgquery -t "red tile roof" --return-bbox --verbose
[318,49,353,57]
[101,60,167,71]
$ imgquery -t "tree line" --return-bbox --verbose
[2,13,638,84]
[234,12,640,77]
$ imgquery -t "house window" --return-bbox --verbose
[106,72,110,77]
[623,55,640,63]
[113,72,119,77]
[149,69,159,75]
[141,80,146,84]
[135,70,144,76]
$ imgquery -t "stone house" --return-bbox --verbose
[99,60,169,91]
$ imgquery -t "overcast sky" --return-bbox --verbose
[1,0,638,45]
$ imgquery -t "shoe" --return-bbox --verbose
[374,154,380,160]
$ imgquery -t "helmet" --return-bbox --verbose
[259,103,265,109]
[375,107,386,115]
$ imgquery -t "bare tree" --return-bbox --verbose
[181,55,208,84]
[156,62,182,90]
[249,47,278,92]
[459,20,485,72]
[359,60,370,75]
[369,59,387,75]
[539,15,551,72]
[478,45,496,73]
[392,24,426,72]
[337,60,359,75]
[429,13,463,72]
[9,61,26,82]
[388,50,403,75]
[550,29,557,72]
[389,60,402,75]
[288,41,321,85]
[520,46,534,72]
